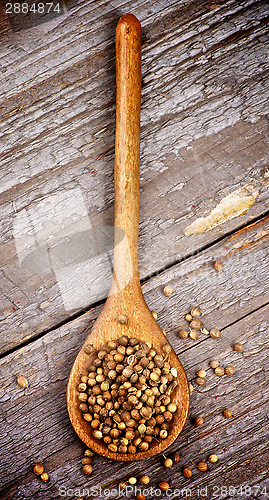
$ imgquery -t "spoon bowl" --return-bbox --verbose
[67,13,190,461]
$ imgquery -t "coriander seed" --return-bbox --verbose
[197,461,208,472]
[233,342,243,352]
[196,377,206,386]
[210,328,221,339]
[209,360,219,369]
[151,311,158,319]
[163,458,173,468]
[223,408,232,418]
[183,466,192,478]
[172,451,180,463]
[33,463,44,475]
[82,457,92,465]
[190,319,203,329]
[140,475,150,485]
[225,366,235,375]
[117,313,128,324]
[82,464,93,475]
[185,313,193,322]
[163,285,173,297]
[40,472,49,482]
[17,375,29,388]
[84,449,94,457]
[136,493,146,500]
[191,306,201,318]
[189,383,194,393]
[159,482,170,491]
[215,366,224,376]
[189,330,199,340]
[194,416,203,426]
[119,482,127,490]
[214,260,223,272]
[128,477,137,485]
[208,454,218,463]
[179,330,189,339]
[197,369,206,378]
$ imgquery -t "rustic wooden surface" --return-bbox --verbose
[0,0,269,499]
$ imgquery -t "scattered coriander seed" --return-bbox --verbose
[210,328,221,339]
[214,260,223,272]
[151,311,158,319]
[208,454,218,463]
[185,313,193,322]
[17,376,28,388]
[194,416,204,426]
[118,314,128,324]
[159,482,170,491]
[225,366,235,375]
[178,330,189,339]
[139,476,150,485]
[215,366,225,376]
[136,493,146,500]
[223,408,232,418]
[200,327,210,335]
[84,449,94,457]
[196,377,206,386]
[233,342,243,352]
[190,307,201,318]
[190,319,203,329]
[209,360,219,369]
[189,330,199,340]
[183,466,192,478]
[163,285,173,297]
[33,463,44,475]
[197,461,208,472]
[197,369,206,378]
[189,383,194,393]
[82,464,93,475]
[172,451,180,463]
[119,482,127,490]
[128,477,137,485]
[40,472,49,482]
[82,457,92,465]
[163,458,173,468]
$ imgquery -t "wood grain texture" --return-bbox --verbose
[0,0,269,354]
[1,219,269,498]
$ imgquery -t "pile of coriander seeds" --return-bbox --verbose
[77,335,178,455]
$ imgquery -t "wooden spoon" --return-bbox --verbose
[67,13,190,461]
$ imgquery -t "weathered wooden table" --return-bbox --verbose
[1,1,269,499]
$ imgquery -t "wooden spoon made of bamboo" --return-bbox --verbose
[67,14,190,461]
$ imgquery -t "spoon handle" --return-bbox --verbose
[113,14,142,290]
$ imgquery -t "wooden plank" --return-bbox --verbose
[0,0,269,352]
[1,204,268,356]
[0,297,268,498]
